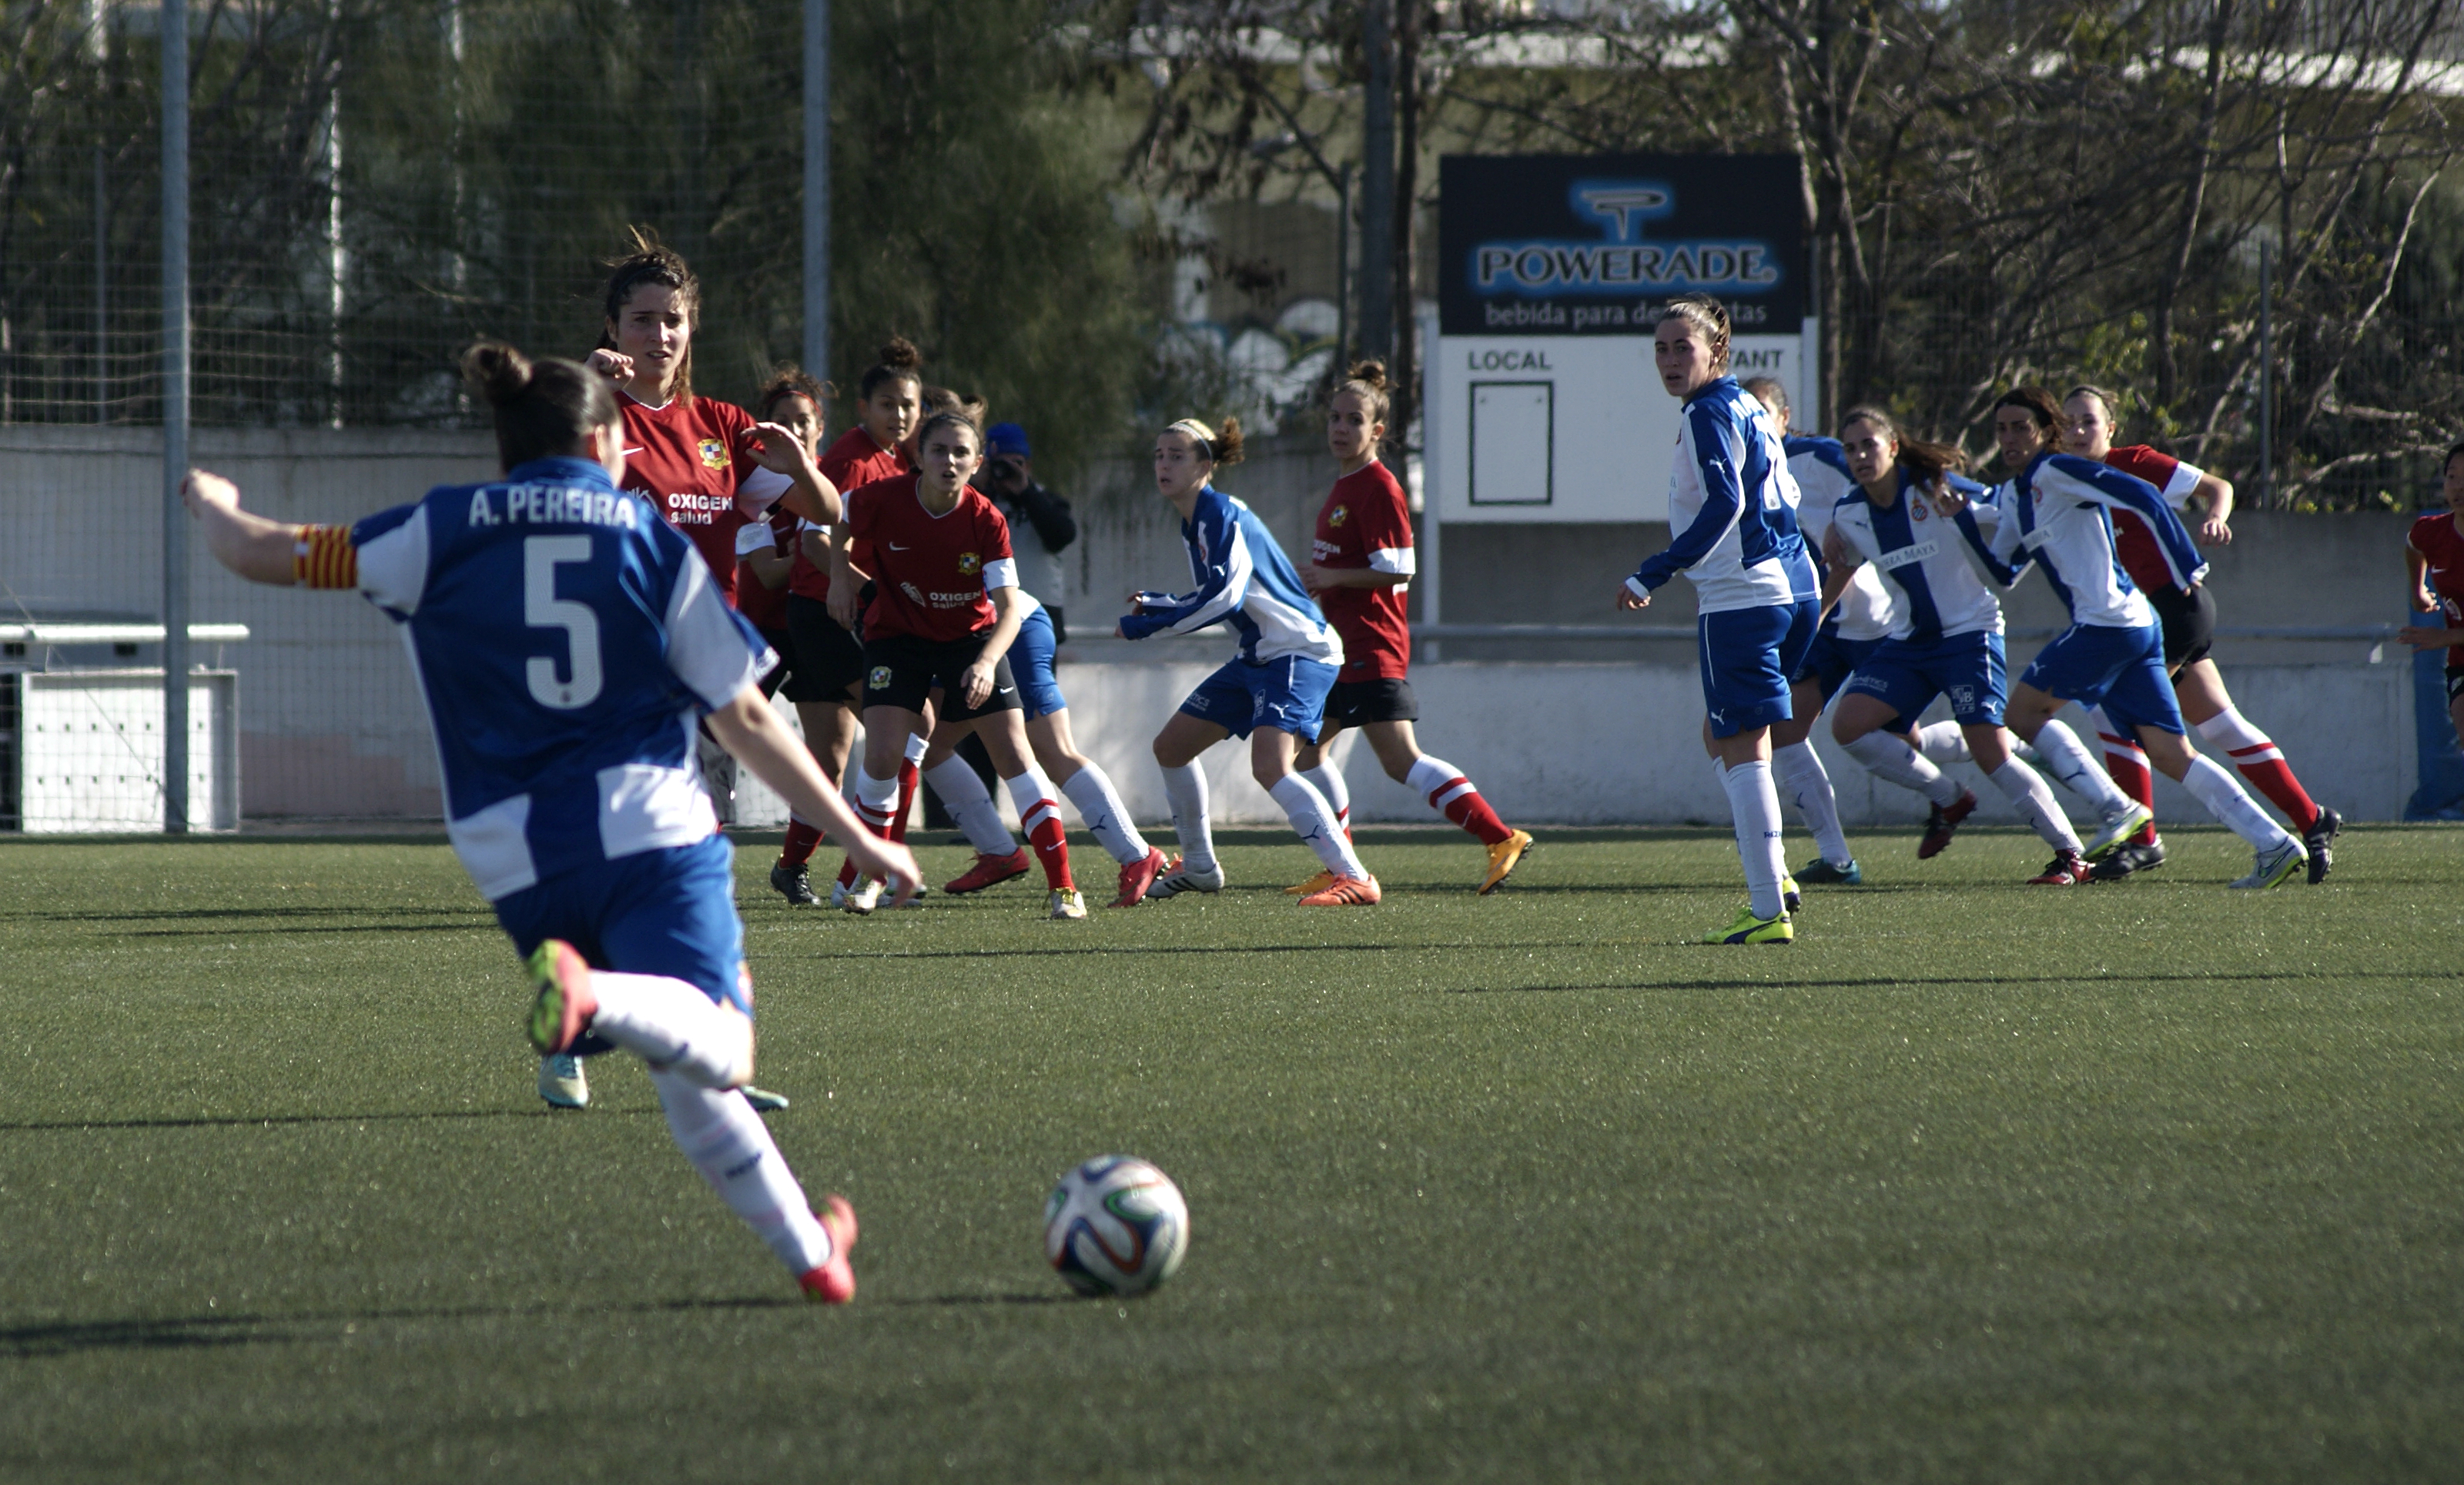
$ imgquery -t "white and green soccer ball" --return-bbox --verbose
[1043,1155,1190,1298]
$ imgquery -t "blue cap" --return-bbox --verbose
[987,422,1030,458]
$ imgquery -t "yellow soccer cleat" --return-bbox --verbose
[1284,868,1339,896]
[1702,905,1794,945]
[1478,830,1534,895]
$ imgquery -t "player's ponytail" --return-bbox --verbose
[461,341,619,473]
[1333,360,1391,426]
[859,337,925,400]
[1164,415,1245,469]
[1840,405,1964,498]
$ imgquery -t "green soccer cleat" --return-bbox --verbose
[1793,856,1863,886]
[1702,905,1794,945]
[2230,838,2307,890]
[2082,802,2155,861]
[1781,875,1802,913]
[524,939,598,1056]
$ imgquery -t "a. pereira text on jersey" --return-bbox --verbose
[1626,375,1816,614]
[1963,452,2206,629]
[1121,486,1343,666]
[347,455,771,901]
[1786,434,1897,642]
[1830,470,2005,643]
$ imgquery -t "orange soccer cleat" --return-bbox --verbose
[1297,874,1381,908]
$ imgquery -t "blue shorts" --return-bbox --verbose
[1843,630,2008,727]
[492,834,749,1058]
[1699,599,1822,738]
[1794,625,1882,703]
[2018,622,2186,735]
[1010,605,1066,720]
[1179,654,1339,741]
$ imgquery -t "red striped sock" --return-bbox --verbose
[889,761,919,844]
[1428,777,1512,846]
[2099,727,2158,845]
[2229,750,2318,830]
[1019,795,1073,891]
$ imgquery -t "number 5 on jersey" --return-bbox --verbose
[524,534,603,709]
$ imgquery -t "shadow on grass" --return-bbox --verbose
[2,906,487,925]
[0,1106,618,1134]
[1458,968,2464,995]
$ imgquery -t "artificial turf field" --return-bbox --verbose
[2,824,2459,1482]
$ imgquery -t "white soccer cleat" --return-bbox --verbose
[1048,888,1089,920]
[537,1053,588,1110]
[842,878,882,915]
[1144,856,1225,899]
[2230,838,2307,890]
[2081,802,2155,861]
[828,878,849,910]
[741,1085,791,1112]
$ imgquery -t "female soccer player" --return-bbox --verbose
[916,584,1170,907]
[2399,441,2464,747]
[1821,407,2093,883]
[589,240,838,602]
[180,343,919,1303]
[831,410,1087,918]
[1617,296,1818,945]
[1120,416,1376,905]
[1951,387,2307,888]
[1288,361,1533,895]
[2062,385,2341,881]
[769,339,922,907]
[1743,376,1894,888]
[737,367,826,702]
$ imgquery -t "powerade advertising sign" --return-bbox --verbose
[1439,154,1805,336]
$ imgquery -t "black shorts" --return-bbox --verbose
[752,626,831,705]
[2148,582,2217,670]
[1321,677,1420,731]
[862,630,1022,721]
[785,594,867,702]
[2446,665,2464,704]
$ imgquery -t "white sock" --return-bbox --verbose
[902,731,929,767]
[1773,741,1853,868]
[2030,719,2137,818]
[2194,704,2283,762]
[2179,753,2295,851]
[1719,759,1788,919]
[1841,731,1964,807]
[650,1069,832,1276]
[1402,754,1489,828]
[852,762,899,833]
[926,755,1016,855]
[1915,721,1971,766]
[1160,762,1217,873]
[1060,764,1150,865]
[1986,757,2081,852]
[1004,769,1066,840]
[588,972,754,1088]
[1301,764,1351,839]
[1268,774,1369,878]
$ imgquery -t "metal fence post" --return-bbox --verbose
[2258,238,2272,508]
[162,0,189,833]
[803,0,829,383]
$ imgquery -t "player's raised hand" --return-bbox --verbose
[181,468,240,517]
[587,348,633,382]
[738,422,817,475]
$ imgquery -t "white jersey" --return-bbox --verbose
[1975,453,2206,629]
[1626,376,1815,615]
[1786,436,1896,641]
[1830,470,2004,643]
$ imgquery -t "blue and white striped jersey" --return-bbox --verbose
[1786,434,1897,641]
[1121,485,1343,666]
[1969,453,2207,629]
[350,455,770,901]
[1628,376,1815,614]
[1830,470,2004,644]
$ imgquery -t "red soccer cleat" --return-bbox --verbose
[2028,848,2092,885]
[799,1193,860,1305]
[1917,790,1977,859]
[1113,846,1167,908]
[944,848,1031,896]
[1297,874,1382,907]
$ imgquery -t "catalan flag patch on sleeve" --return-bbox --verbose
[293,523,360,590]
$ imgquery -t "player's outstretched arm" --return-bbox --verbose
[182,470,305,587]
[705,684,921,900]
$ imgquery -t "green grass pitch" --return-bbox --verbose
[2,824,2460,1481]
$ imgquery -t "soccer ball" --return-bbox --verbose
[1043,1155,1190,1298]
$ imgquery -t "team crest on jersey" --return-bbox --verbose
[1328,505,1350,527]
[869,665,893,691]
[957,551,983,575]
[697,437,730,470]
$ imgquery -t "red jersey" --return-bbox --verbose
[618,391,787,607]
[844,475,1014,642]
[2410,512,2464,666]
[2101,445,2206,594]
[732,510,797,631]
[1309,461,1416,680]
[789,426,909,601]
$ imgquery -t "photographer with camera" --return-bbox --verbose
[974,422,1077,642]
